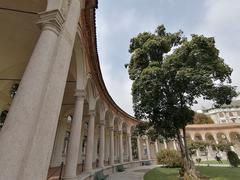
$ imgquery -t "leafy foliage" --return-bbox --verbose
[126,24,237,177]
[227,151,240,167]
[157,149,183,167]
[216,141,234,152]
[127,25,236,139]
[193,113,214,124]
[187,140,210,157]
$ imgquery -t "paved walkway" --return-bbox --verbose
[109,165,159,180]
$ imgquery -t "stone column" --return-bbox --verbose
[119,130,124,164]
[146,137,151,160]
[105,132,110,164]
[20,1,81,179]
[127,133,133,162]
[99,120,105,168]
[155,141,159,153]
[64,90,85,179]
[173,140,177,150]
[109,126,115,165]
[0,9,65,180]
[85,110,96,172]
[213,134,219,144]
[137,136,142,161]
[163,139,167,149]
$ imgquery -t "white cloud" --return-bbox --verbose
[96,0,240,114]
[192,0,240,110]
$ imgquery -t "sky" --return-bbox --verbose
[96,0,240,116]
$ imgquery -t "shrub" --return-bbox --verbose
[227,150,240,167]
[156,149,182,167]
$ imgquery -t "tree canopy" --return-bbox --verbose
[127,25,236,138]
[126,24,237,178]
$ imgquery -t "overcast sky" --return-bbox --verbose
[96,0,240,116]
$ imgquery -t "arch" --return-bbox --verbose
[219,112,225,118]
[216,132,229,144]
[229,132,240,143]
[194,133,203,141]
[205,133,215,143]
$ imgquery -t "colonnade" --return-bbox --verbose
[0,1,143,180]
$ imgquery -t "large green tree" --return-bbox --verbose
[126,25,237,178]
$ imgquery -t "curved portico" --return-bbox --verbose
[0,1,154,180]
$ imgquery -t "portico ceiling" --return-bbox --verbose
[0,1,46,110]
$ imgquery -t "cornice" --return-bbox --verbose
[79,8,139,125]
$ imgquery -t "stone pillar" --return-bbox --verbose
[85,110,96,172]
[109,127,115,165]
[127,133,133,162]
[104,131,109,164]
[213,134,219,144]
[99,120,105,168]
[22,1,81,178]
[0,9,66,180]
[155,141,159,153]
[173,140,177,150]
[146,137,151,160]
[64,90,85,179]
[119,130,124,164]
[163,140,167,149]
[137,136,142,161]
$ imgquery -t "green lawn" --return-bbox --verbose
[199,160,229,165]
[144,166,240,180]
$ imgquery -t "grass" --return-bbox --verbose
[144,166,240,180]
[199,160,229,165]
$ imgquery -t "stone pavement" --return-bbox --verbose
[109,165,159,180]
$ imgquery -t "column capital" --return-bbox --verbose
[89,110,96,117]
[127,132,131,138]
[117,130,122,135]
[38,9,65,35]
[99,120,105,126]
[109,126,114,131]
[74,89,86,99]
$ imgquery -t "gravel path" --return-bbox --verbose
[108,165,159,180]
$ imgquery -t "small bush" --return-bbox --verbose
[157,149,182,167]
[227,150,240,167]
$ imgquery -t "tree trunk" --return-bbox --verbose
[176,129,200,179]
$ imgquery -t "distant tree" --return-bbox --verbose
[193,113,214,124]
[126,25,237,178]
[187,140,210,158]
[227,151,240,167]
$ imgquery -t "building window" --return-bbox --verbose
[219,112,224,118]
[229,112,234,117]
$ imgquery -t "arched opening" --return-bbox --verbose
[104,110,112,166]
